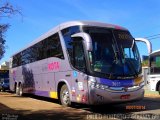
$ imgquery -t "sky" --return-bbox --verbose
[0,0,160,64]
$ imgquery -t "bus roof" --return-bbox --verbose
[150,49,160,56]
[11,21,128,57]
[59,21,128,31]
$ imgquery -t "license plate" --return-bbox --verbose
[120,94,130,99]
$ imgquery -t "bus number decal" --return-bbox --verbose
[48,62,60,71]
[118,34,131,40]
[112,81,121,87]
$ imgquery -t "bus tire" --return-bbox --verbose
[1,88,4,92]
[2,88,5,92]
[14,83,17,93]
[19,83,23,96]
[15,84,19,95]
[158,84,160,94]
[60,84,71,107]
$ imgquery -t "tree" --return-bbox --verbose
[142,60,149,67]
[0,1,21,60]
[0,24,8,60]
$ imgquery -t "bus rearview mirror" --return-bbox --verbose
[135,38,152,54]
[71,32,93,51]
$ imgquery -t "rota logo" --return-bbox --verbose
[48,62,60,71]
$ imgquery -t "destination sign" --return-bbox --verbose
[118,34,132,40]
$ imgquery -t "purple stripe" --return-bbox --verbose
[34,90,49,97]
[99,78,134,87]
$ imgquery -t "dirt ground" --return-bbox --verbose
[0,92,160,120]
[0,92,91,120]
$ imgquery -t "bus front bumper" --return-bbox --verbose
[89,87,144,105]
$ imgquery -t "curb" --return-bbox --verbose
[144,94,160,97]
[144,90,160,97]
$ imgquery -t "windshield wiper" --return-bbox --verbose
[120,45,126,64]
[108,45,120,79]
[112,44,119,64]
[126,59,139,77]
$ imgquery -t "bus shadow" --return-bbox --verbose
[2,93,60,104]
[72,97,160,114]
[5,92,160,114]
[0,103,86,120]
[25,93,60,104]
[25,95,160,114]
[2,93,160,120]
[72,103,142,114]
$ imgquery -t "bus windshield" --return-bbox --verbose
[83,27,141,78]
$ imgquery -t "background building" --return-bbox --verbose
[0,61,9,70]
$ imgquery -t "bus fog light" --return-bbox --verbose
[96,84,100,88]
[100,85,105,90]
[90,83,95,88]
[105,86,109,89]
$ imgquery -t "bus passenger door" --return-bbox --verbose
[71,39,89,104]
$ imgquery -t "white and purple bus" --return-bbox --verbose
[9,21,144,106]
[147,49,160,92]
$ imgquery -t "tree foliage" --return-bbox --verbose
[0,24,8,60]
[142,60,149,67]
[0,1,21,60]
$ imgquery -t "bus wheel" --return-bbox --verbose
[2,88,5,92]
[15,84,19,95]
[19,84,23,96]
[1,88,4,92]
[158,84,160,94]
[60,84,71,107]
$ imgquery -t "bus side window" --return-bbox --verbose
[47,33,64,59]
[73,38,86,72]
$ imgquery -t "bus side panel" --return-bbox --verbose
[49,56,72,99]
[72,71,89,104]
[55,71,73,99]
[148,74,160,91]
[55,70,89,104]
[9,69,15,92]
[30,61,42,92]
[9,67,23,92]
[30,59,48,95]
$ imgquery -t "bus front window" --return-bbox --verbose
[114,30,141,77]
[88,30,116,74]
[83,27,141,78]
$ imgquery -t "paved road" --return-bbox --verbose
[0,92,160,120]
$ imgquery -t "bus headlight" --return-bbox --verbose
[90,82,96,88]
[94,83,100,89]
[89,82,109,90]
[88,76,96,88]
[88,76,109,90]
[95,83,109,90]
